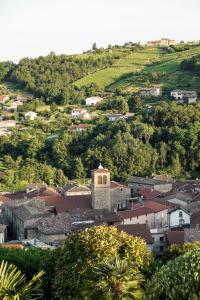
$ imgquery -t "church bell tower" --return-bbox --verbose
[91,164,111,211]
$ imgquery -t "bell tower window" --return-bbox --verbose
[98,175,102,184]
[103,175,107,184]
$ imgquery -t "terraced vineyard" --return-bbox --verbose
[74,45,200,93]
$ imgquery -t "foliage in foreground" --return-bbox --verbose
[81,257,144,300]
[54,226,152,299]
[144,250,200,300]
[0,260,44,300]
[168,241,200,259]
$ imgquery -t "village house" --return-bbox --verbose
[168,207,190,228]
[170,90,197,103]
[105,113,135,122]
[128,176,172,195]
[68,124,88,132]
[3,198,51,240]
[0,120,17,128]
[17,94,33,102]
[7,101,23,110]
[24,111,37,121]
[0,95,9,104]
[117,200,168,229]
[62,183,91,196]
[71,108,90,119]
[139,87,162,98]
[146,38,176,47]
[85,96,103,106]
[150,227,168,256]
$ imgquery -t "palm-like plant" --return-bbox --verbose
[81,257,144,300]
[0,260,44,300]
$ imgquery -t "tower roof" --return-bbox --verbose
[93,164,110,173]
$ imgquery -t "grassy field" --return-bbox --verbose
[74,45,200,92]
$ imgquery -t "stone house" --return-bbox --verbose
[139,87,162,98]
[0,120,17,128]
[117,200,168,229]
[4,198,51,240]
[128,176,172,194]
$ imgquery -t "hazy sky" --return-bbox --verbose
[0,0,200,62]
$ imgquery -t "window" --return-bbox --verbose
[98,175,102,184]
[103,175,107,184]
[159,246,164,252]
[179,211,183,218]
[160,236,164,242]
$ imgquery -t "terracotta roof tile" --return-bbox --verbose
[139,188,161,200]
[41,195,92,213]
[117,224,153,244]
[166,231,184,246]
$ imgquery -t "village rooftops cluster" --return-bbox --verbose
[1,166,200,256]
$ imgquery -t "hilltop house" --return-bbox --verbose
[68,124,88,132]
[7,101,23,110]
[24,111,37,121]
[71,109,90,119]
[139,87,162,98]
[146,38,176,47]
[17,94,33,102]
[85,96,103,106]
[105,113,135,122]
[0,120,17,128]
[170,90,197,103]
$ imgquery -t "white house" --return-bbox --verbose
[71,109,90,119]
[25,111,37,120]
[168,208,190,228]
[106,113,135,122]
[170,90,197,103]
[85,96,103,106]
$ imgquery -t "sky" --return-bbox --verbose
[0,0,200,62]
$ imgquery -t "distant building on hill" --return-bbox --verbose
[139,87,162,98]
[146,38,176,47]
[85,96,103,106]
[24,111,37,120]
[0,95,9,103]
[71,108,90,119]
[68,124,88,132]
[170,90,197,103]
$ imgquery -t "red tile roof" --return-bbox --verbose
[117,224,153,244]
[110,181,126,189]
[117,200,167,219]
[166,231,184,246]
[68,124,88,130]
[139,187,161,200]
[40,195,92,213]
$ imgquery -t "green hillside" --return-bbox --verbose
[74,45,200,93]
